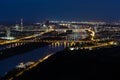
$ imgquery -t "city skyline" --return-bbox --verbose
[0,0,120,24]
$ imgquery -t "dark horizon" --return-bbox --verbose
[0,0,120,25]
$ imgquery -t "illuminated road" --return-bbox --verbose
[7,41,118,80]
[0,28,97,46]
[8,54,53,80]
[0,28,93,46]
[0,28,95,46]
[14,28,90,32]
[0,29,54,46]
[0,41,67,79]
[69,41,117,51]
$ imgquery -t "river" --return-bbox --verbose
[0,43,69,77]
[0,32,82,77]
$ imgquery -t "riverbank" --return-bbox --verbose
[0,42,50,60]
[0,31,69,60]
[4,45,120,80]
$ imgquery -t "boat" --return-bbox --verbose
[16,62,35,69]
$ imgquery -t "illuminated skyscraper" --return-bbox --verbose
[6,28,10,37]
[21,18,23,31]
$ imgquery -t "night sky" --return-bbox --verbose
[0,0,120,24]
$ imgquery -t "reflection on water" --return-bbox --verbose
[51,42,76,48]
[68,32,87,40]
[0,42,72,77]
[0,32,82,77]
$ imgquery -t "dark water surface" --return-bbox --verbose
[0,43,67,77]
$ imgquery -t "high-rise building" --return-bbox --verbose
[15,24,20,31]
[45,20,49,27]
[21,18,24,31]
[6,28,10,37]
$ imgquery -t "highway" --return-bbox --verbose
[7,41,118,80]
[69,41,117,51]
[8,54,53,80]
[0,29,54,46]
